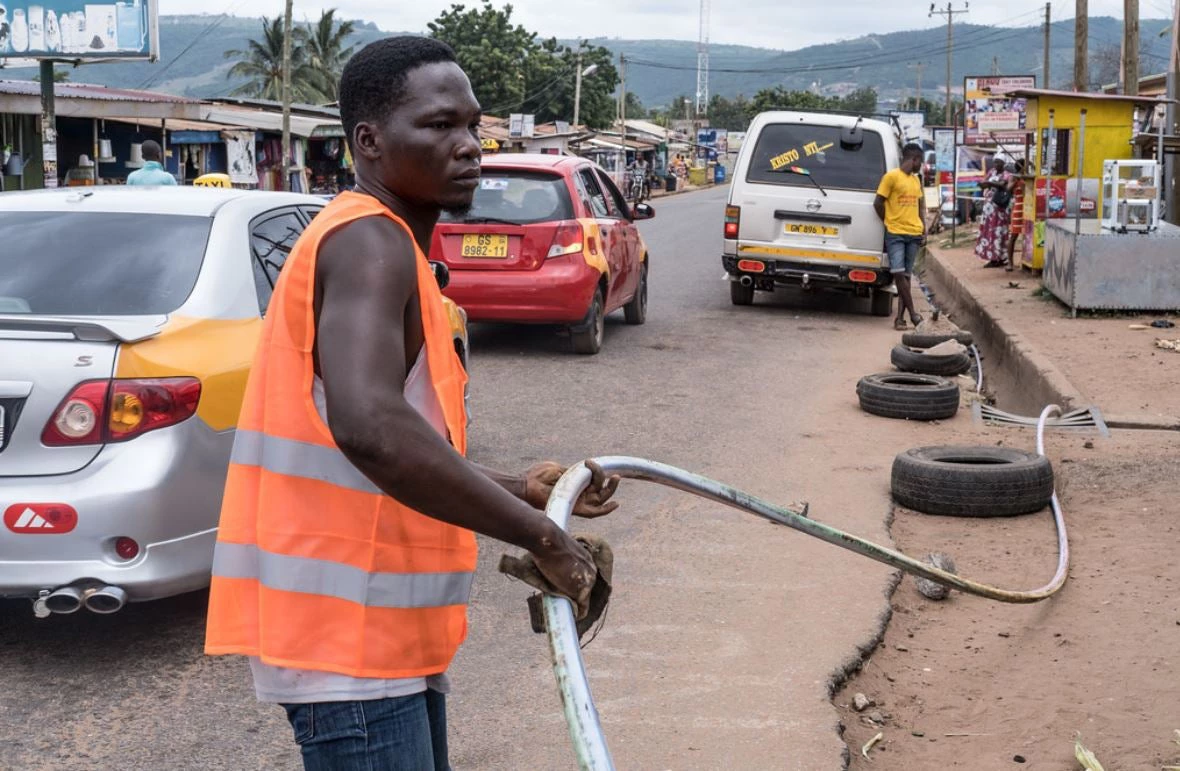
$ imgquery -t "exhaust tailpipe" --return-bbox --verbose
[739,275,753,287]
[42,586,84,615]
[84,585,128,614]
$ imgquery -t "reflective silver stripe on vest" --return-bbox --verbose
[231,429,382,495]
[212,541,474,608]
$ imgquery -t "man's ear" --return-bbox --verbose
[353,122,382,162]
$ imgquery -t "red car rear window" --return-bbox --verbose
[441,171,574,224]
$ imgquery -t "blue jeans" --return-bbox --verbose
[283,692,450,771]
[885,232,922,276]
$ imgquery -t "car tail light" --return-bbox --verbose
[737,259,766,273]
[848,270,878,283]
[724,205,740,238]
[108,378,202,442]
[547,222,584,258]
[42,378,201,446]
[114,536,140,560]
[42,380,109,446]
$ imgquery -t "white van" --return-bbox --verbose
[723,111,903,314]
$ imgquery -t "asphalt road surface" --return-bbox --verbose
[1,186,926,770]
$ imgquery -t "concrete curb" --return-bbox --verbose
[919,249,1089,415]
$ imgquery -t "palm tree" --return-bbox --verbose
[302,9,355,101]
[223,17,326,104]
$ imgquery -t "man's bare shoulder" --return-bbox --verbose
[317,214,417,285]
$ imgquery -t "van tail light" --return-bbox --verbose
[848,270,879,283]
[42,378,202,447]
[547,222,584,258]
[724,205,740,239]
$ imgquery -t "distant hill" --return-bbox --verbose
[0,14,1170,109]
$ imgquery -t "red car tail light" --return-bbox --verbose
[724,205,740,238]
[737,259,766,273]
[547,222,584,258]
[42,380,109,446]
[107,378,202,442]
[42,378,201,446]
[848,270,878,283]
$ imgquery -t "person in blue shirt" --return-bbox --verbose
[126,141,177,185]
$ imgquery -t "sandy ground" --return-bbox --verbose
[838,235,1180,770]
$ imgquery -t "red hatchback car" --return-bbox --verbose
[431,154,654,354]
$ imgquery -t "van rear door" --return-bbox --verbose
[736,122,888,266]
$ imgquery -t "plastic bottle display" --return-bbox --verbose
[27,5,43,51]
[0,6,10,54]
[10,7,26,53]
[116,0,142,51]
[44,8,59,51]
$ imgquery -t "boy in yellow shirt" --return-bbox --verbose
[873,143,928,330]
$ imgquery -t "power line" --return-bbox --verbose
[137,0,248,90]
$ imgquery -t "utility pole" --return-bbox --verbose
[992,56,999,76]
[1074,0,1089,91]
[574,52,584,128]
[1166,0,1178,222]
[1124,0,1140,95]
[618,54,627,188]
[909,61,926,110]
[1043,2,1052,88]
[930,3,969,127]
[280,0,294,192]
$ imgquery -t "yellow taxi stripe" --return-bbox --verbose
[737,245,883,265]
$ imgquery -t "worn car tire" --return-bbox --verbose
[891,446,1054,517]
[870,288,893,317]
[624,262,648,325]
[571,289,605,355]
[890,344,971,376]
[901,329,975,348]
[730,280,754,306]
[856,373,960,420]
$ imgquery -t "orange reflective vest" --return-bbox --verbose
[205,191,474,679]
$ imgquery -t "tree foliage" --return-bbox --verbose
[223,16,330,103]
[428,3,619,128]
[302,9,356,101]
[707,94,752,131]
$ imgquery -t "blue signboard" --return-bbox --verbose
[0,0,158,60]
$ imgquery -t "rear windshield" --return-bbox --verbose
[745,123,888,191]
[0,212,212,315]
[440,170,574,224]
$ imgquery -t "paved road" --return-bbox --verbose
[1,186,926,770]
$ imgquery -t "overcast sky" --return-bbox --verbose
[162,1,1172,51]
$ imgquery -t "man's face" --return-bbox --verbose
[993,159,1006,173]
[361,61,482,212]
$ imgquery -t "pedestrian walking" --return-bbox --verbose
[204,37,619,771]
[125,140,176,186]
[873,142,928,330]
[974,156,1013,267]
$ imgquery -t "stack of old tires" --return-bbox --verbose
[855,328,974,422]
[855,325,1055,522]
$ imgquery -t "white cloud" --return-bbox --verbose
[160,1,1159,51]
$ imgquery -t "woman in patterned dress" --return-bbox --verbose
[974,157,1014,267]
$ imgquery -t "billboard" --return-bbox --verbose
[891,110,925,144]
[963,75,1035,146]
[0,0,158,61]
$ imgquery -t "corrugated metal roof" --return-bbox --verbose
[0,79,198,103]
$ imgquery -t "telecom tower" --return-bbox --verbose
[695,0,709,115]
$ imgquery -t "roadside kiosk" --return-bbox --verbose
[1009,89,1154,270]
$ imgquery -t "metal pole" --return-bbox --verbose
[618,54,626,189]
[952,107,959,244]
[1075,0,1089,91]
[1075,109,1086,238]
[39,61,58,189]
[1043,2,1052,89]
[945,4,953,124]
[1166,0,1179,223]
[280,0,294,192]
[573,52,583,128]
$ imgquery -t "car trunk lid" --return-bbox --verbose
[0,315,165,477]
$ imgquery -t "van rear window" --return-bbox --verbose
[745,124,887,191]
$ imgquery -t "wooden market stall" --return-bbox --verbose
[1009,89,1160,270]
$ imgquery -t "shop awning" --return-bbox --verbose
[201,106,342,139]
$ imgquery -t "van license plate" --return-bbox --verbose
[461,234,509,258]
[785,223,838,237]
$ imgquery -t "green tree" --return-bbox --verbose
[839,87,877,114]
[428,2,538,112]
[749,86,836,114]
[707,94,752,131]
[623,91,645,119]
[521,40,618,128]
[302,9,355,101]
[224,16,328,103]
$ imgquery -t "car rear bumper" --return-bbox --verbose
[722,254,893,288]
[0,419,231,602]
[444,254,602,324]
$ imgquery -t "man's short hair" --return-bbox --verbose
[338,36,459,150]
[142,140,162,162]
[902,142,924,160]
